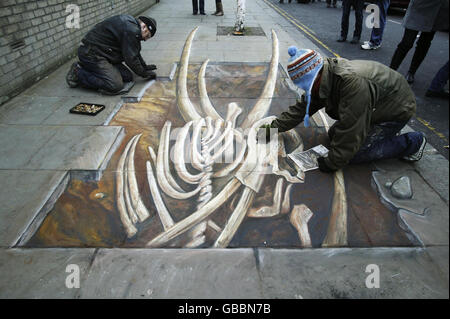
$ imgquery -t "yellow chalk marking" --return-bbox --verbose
[417,117,448,142]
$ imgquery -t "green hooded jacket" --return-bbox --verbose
[271,57,416,170]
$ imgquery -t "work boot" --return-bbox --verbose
[66,62,80,88]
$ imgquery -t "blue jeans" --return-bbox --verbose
[349,121,424,164]
[369,0,390,46]
[429,61,449,92]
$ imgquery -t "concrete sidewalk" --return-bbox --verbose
[0,0,448,299]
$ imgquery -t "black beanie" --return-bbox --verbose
[139,16,157,37]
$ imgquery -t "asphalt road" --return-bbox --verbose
[267,0,449,159]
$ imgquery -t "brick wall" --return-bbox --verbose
[0,0,159,105]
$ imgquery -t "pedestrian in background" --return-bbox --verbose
[326,0,337,8]
[389,0,449,84]
[426,61,449,99]
[361,0,390,50]
[338,0,364,44]
[192,0,205,15]
[213,0,224,16]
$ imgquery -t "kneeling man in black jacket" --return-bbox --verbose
[66,15,157,95]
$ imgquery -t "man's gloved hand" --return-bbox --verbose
[143,70,156,80]
[318,157,336,173]
[145,64,157,71]
[258,124,272,144]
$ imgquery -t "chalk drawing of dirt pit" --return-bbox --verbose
[22,28,417,249]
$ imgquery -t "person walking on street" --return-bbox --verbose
[192,0,205,15]
[65,15,157,95]
[389,0,449,84]
[361,0,390,50]
[426,61,449,99]
[338,0,364,44]
[213,0,224,16]
[327,0,337,8]
[261,47,427,173]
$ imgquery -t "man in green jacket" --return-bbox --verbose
[263,47,427,173]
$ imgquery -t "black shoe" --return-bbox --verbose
[337,36,346,42]
[350,37,360,44]
[426,89,449,99]
[146,64,157,71]
[193,12,198,15]
[66,62,80,88]
[406,72,415,84]
[200,12,206,15]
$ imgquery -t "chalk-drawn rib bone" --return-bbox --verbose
[156,122,201,199]
[173,121,205,184]
[191,119,206,170]
[127,134,150,223]
[146,161,174,231]
[116,136,138,238]
[203,118,223,146]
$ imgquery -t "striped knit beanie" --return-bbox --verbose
[287,47,323,127]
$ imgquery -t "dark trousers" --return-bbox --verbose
[348,121,423,164]
[390,28,436,74]
[77,45,133,93]
[192,0,205,14]
[340,0,364,39]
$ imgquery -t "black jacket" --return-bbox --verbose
[81,15,148,77]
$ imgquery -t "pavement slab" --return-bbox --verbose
[0,170,68,247]
[0,125,124,170]
[257,248,449,299]
[0,248,96,299]
[78,249,262,299]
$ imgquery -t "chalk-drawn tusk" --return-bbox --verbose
[241,30,279,129]
[290,204,313,247]
[177,27,202,122]
[199,59,223,120]
[146,161,174,231]
[123,135,139,225]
